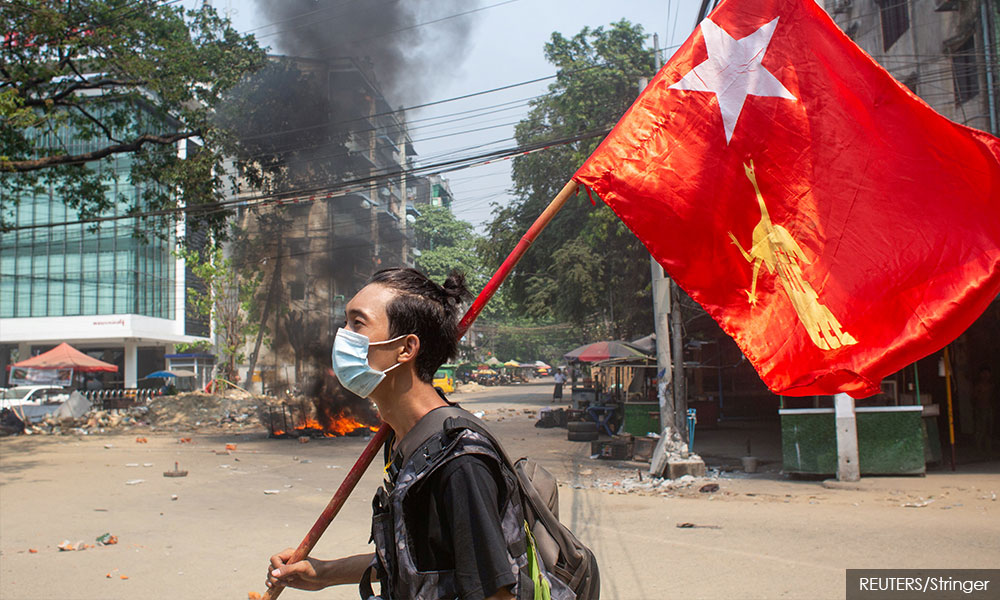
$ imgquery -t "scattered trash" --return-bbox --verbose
[143,463,153,467]
[284,484,293,488]
[248,592,262,599]
[676,522,721,529]
[120,575,129,580]
[171,495,179,501]
[298,436,310,444]
[263,490,280,495]
[473,411,485,419]
[125,479,145,486]
[28,548,38,554]
[300,459,312,464]
[163,462,188,478]
[225,443,238,451]
[902,499,935,508]
[125,463,139,468]
[179,437,192,444]
[96,533,118,546]
[135,437,148,444]
[699,483,720,494]
[58,540,90,551]
[104,444,114,449]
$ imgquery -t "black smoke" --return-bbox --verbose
[252,0,482,106]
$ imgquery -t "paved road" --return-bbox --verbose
[1,381,997,599]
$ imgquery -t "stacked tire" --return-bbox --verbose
[567,421,598,441]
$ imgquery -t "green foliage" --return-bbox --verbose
[482,20,656,340]
[0,0,267,235]
[175,240,262,381]
[174,340,213,354]
[414,204,481,281]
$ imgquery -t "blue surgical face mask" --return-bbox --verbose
[331,327,409,398]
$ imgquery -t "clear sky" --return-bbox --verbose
[211,0,701,230]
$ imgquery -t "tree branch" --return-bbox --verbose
[21,77,146,106]
[1,131,199,172]
[69,102,124,144]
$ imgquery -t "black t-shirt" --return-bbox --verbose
[402,453,518,600]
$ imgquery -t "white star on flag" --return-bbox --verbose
[670,17,797,143]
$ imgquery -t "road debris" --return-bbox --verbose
[125,479,145,486]
[163,462,188,477]
[263,489,280,495]
[677,522,722,529]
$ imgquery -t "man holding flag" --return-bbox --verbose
[260,0,998,595]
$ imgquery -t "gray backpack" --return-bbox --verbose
[394,405,600,600]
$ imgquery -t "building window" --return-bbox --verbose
[289,281,305,301]
[878,0,909,51]
[952,36,980,105]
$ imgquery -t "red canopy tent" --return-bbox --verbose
[9,342,118,372]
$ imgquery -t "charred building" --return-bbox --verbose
[234,56,423,393]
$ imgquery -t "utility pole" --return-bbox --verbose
[647,33,701,479]
[646,33,675,436]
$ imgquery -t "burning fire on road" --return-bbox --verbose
[269,404,378,439]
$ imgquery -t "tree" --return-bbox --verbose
[414,204,484,283]
[176,241,262,385]
[0,0,266,234]
[482,20,656,340]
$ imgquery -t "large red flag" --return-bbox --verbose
[573,0,1000,398]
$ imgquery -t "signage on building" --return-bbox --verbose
[8,367,74,387]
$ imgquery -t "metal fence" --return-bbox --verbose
[82,388,160,411]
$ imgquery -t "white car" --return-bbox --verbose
[0,386,70,409]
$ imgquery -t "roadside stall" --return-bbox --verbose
[165,353,216,390]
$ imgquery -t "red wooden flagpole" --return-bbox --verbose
[261,179,579,599]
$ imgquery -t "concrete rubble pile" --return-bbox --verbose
[15,389,275,436]
[661,428,701,463]
[584,469,724,497]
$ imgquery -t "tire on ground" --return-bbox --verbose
[568,430,599,442]
[567,421,598,433]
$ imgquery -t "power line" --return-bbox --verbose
[3,126,613,233]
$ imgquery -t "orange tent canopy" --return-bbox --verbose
[10,342,118,373]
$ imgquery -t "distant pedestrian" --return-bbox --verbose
[553,369,566,403]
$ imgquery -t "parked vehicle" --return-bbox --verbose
[433,367,456,394]
[0,386,69,408]
[0,386,70,423]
